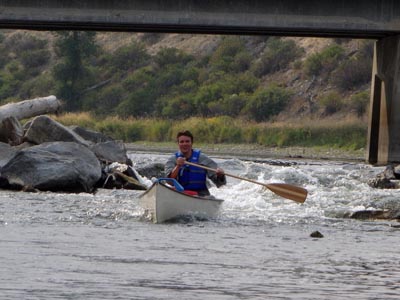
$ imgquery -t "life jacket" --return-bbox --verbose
[175,149,207,191]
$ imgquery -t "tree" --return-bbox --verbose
[52,31,97,111]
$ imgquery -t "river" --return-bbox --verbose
[1,151,399,299]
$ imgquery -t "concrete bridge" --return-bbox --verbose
[1,0,400,164]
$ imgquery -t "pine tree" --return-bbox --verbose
[52,31,97,111]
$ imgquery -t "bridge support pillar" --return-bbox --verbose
[367,35,400,165]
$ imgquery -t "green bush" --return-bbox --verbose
[331,43,373,91]
[160,95,195,119]
[253,37,304,76]
[19,74,55,99]
[0,62,23,101]
[87,85,124,116]
[154,65,185,94]
[347,91,370,117]
[192,72,258,117]
[116,87,157,118]
[209,36,251,73]
[154,47,194,68]
[304,44,345,77]
[319,92,344,115]
[218,93,248,117]
[20,49,51,70]
[122,67,155,92]
[111,41,149,71]
[242,84,292,122]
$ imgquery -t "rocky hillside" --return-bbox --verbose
[2,30,373,122]
[95,32,373,122]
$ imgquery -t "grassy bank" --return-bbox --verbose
[52,112,367,152]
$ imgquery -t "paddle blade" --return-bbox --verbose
[265,183,308,203]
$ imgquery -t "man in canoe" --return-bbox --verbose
[165,130,226,196]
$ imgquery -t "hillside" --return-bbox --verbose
[0,30,373,123]
[93,32,373,122]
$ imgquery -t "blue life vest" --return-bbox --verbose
[175,149,207,191]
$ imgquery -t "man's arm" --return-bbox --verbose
[165,155,177,177]
[199,154,227,187]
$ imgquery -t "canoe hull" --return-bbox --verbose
[139,182,224,223]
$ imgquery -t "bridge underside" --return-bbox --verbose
[1,0,400,164]
[1,0,400,39]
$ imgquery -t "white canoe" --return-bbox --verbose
[139,180,224,223]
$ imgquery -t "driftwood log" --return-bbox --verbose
[0,95,61,122]
[0,96,61,145]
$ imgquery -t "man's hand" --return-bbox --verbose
[176,157,186,166]
[216,167,225,177]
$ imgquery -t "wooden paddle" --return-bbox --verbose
[184,161,307,203]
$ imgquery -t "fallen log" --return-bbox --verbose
[0,95,61,123]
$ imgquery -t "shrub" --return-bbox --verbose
[160,95,195,119]
[219,93,248,117]
[331,57,372,91]
[87,85,124,116]
[19,74,55,99]
[124,122,145,141]
[209,36,251,73]
[122,67,155,92]
[111,41,149,71]
[20,49,51,69]
[319,92,344,115]
[115,87,156,118]
[347,91,370,117]
[252,37,304,76]
[154,65,185,93]
[242,84,292,122]
[303,44,345,77]
[331,42,373,91]
[5,33,48,53]
[154,47,194,68]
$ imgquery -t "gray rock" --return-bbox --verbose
[89,140,129,164]
[70,125,113,143]
[0,116,24,145]
[310,231,324,238]
[0,142,16,168]
[367,164,400,189]
[0,141,101,193]
[24,115,90,147]
[137,163,165,179]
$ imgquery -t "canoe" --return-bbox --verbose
[139,179,224,223]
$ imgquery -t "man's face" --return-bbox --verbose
[177,135,192,155]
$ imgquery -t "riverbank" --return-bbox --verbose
[126,141,366,162]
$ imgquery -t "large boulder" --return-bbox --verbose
[136,163,165,179]
[367,164,400,189]
[69,125,113,143]
[0,116,24,145]
[0,142,16,168]
[89,140,130,165]
[0,142,102,193]
[24,115,90,147]
[70,125,130,164]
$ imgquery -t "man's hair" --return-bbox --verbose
[176,130,194,143]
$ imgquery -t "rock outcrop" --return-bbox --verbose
[0,113,148,193]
